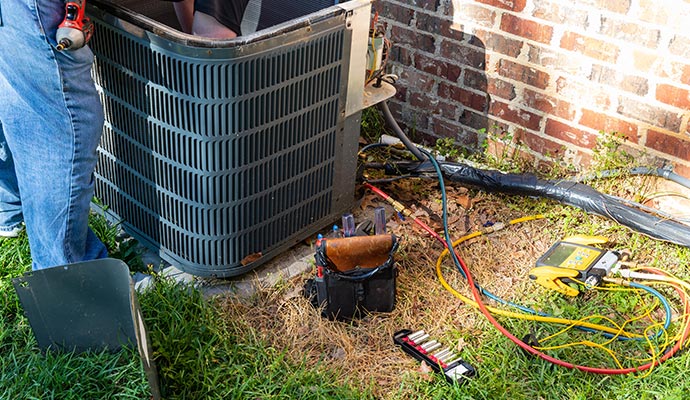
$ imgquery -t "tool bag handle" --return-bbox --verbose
[315,234,399,282]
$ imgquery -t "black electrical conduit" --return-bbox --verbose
[377,100,690,248]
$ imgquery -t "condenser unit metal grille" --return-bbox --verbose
[88,0,369,277]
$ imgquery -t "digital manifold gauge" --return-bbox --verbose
[529,236,619,296]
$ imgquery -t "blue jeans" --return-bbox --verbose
[0,0,107,270]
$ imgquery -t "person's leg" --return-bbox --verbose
[0,122,23,237]
[0,0,107,269]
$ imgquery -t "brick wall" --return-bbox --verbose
[371,0,690,174]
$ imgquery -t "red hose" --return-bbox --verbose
[364,182,689,374]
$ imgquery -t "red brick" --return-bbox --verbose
[487,78,516,101]
[617,97,683,132]
[578,110,639,143]
[681,64,690,86]
[457,4,496,28]
[409,91,438,109]
[489,100,542,131]
[475,0,527,12]
[438,82,488,112]
[521,89,575,120]
[669,35,690,58]
[532,2,587,25]
[555,77,612,109]
[599,17,660,49]
[409,92,457,120]
[637,0,670,25]
[372,1,414,25]
[595,0,631,14]
[560,32,619,64]
[500,14,553,44]
[413,53,462,82]
[410,0,440,11]
[389,46,412,66]
[464,69,488,90]
[528,44,591,78]
[631,49,659,74]
[433,117,479,147]
[517,130,567,157]
[544,119,598,149]
[391,26,436,53]
[590,65,649,97]
[472,29,524,58]
[646,130,690,160]
[656,84,690,109]
[672,163,690,178]
[400,70,435,93]
[459,108,487,130]
[415,12,464,42]
[496,59,550,90]
[440,40,487,70]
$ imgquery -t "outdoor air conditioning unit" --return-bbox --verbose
[88,0,371,277]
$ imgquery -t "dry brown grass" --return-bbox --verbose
[216,182,556,398]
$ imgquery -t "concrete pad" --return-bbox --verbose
[133,241,316,299]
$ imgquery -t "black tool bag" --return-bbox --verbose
[304,234,398,321]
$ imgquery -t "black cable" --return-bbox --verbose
[378,101,426,161]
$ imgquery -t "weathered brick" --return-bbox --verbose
[578,109,639,142]
[409,91,439,110]
[433,117,479,146]
[630,49,659,74]
[464,69,488,90]
[391,26,436,53]
[594,0,631,14]
[646,130,690,160]
[589,65,649,97]
[440,40,487,70]
[656,83,690,109]
[637,0,669,25]
[410,0,440,11]
[474,0,527,12]
[489,100,542,130]
[438,82,488,112]
[528,44,592,78]
[521,88,575,120]
[500,14,553,44]
[672,163,690,178]
[372,1,414,25]
[399,69,436,93]
[517,129,567,157]
[532,0,588,25]
[459,108,488,130]
[454,3,496,29]
[497,59,550,89]
[487,77,516,101]
[389,46,413,66]
[413,52,462,82]
[560,31,619,64]
[669,35,690,58]
[555,76,611,109]
[599,17,660,49]
[471,29,524,58]
[684,65,690,86]
[416,12,464,42]
[617,97,683,132]
[545,119,598,149]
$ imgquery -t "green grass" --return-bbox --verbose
[0,215,368,399]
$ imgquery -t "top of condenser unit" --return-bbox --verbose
[88,0,368,48]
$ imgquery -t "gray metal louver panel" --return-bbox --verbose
[89,0,368,277]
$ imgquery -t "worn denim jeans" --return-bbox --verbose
[0,0,108,270]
